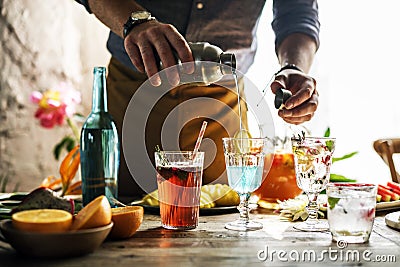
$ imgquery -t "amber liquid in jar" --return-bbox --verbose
[254,152,302,202]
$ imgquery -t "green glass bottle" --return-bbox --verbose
[80,67,119,207]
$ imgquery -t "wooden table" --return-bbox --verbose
[0,209,399,266]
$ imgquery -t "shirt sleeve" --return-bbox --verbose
[272,0,320,51]
[74,0,92,14]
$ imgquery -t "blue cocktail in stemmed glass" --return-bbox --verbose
[222,137,269,231]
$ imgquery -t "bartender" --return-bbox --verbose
[75,0,320,198]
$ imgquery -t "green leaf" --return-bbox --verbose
[1,175,8,193]
[53,138,68,160]
[328,197,340,210]
[325,140,334,152]
[330,173,357,182]
[53,136,76,160]
[324,127,331,137]
[332,151,358,163]
[65,138,76,152]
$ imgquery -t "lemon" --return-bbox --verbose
[202,184,239,206]
[200,191,215,208]
[142,189,159,206]
[234,129,252,139]
[214,185,240,206]
[233,129,252,153]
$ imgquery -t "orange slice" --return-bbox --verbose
[70,195,112,230]
[12,209,73,233]
[109,206,144,239]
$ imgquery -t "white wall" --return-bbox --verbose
[0,0,110,190]
[247,1,400,184]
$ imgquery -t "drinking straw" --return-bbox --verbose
[192,121,208,159]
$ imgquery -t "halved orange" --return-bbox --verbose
[109,206,144,239]
[70,195,112,230]
[12,209,73,233]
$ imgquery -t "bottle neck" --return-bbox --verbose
[92,67,107,113]
[219,52,236,75]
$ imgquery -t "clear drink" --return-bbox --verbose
[155,151,204,230]
[293,143,333,194]
[291,137,336,232]
[327,183,377,243]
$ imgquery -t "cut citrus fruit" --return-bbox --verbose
[233,129,252,153]
[200,190,215,208]
[234,129,252,139]
[214,186,240,206]
[142,189,159,206]
[70,195,112,230]
[109,206,144,239]
[12,209,73,233]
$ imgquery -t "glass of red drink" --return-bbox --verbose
[155,151,204,230]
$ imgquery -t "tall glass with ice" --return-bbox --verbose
[327,183,377,243]
[155,151,204,230]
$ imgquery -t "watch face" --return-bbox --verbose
[131,11,151,20]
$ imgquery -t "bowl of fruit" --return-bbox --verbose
[0,195,114,258]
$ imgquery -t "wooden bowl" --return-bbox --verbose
[0,219,113,258]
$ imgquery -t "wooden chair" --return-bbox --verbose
[373,138,400,183]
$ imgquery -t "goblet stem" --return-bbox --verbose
[237,193,251,223]
[305,193,319,224]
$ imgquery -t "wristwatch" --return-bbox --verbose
[123,11,155,38]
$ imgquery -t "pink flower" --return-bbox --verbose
[30,82,81,129]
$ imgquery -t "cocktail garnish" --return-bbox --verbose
[155,145,169,165]
[156,167,173,180]
[325,140,334,152]
[291,131,306,144]
[327,197,340,210]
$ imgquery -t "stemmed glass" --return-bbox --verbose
[222,137,269,231]
[291,136,336,232]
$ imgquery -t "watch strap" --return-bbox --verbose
[274,64,303,76]
[123,13,155,38]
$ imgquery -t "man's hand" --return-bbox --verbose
[123,20,194,86]
[271,69,318,125]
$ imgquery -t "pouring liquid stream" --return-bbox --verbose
[232,70,251,153]
[233,70,244,134]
